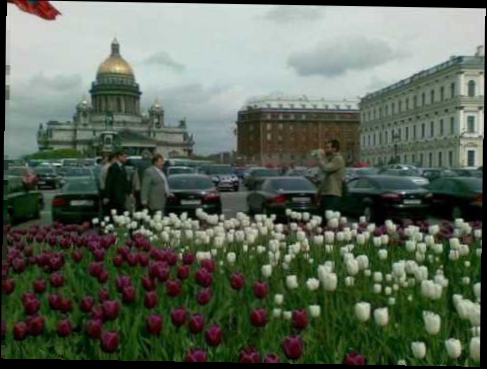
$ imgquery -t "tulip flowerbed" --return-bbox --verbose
[4,209,482,364]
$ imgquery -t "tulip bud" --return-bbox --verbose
[445,339,462,360]
[355,302,371,323]
[286,275,299,290]
[374,308,389,327]
[423,311,441,336]
[470,337,480,362]
[283,336,304,361]
[411,342,427,360]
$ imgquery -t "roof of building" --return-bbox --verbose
[242,94,360,111]
[97,39,135,78]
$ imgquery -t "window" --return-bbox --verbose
[368,135,371,147]
[467,116,476,133]
[450,117,455,135]
[404,154,408,163]
[385,131,389,144]
[438,152,443,168]
[301,114,306,120]
[391,103,395,115]
[413,125,417,139]
[267,123,272,130]
[468,150,476,167]
[406,98,409,111]
[398,101,402,112]
[279,114,283,120]
[405,127,410,141]
[422,93,426,106]
[414,96,418,108]
[422,124,426,138]
[430,121,435,137]
[267,133,272,141]
[449,151,454,167]
[440,86,445,101]
[412,154,416,165]
[431,90,435,104]
[379,132,383,145]
[440,119,444,136]
[420,153,424,166]
[398,129,402,141]
[373,134,376,146]
[429,152,434,167]
[468,81,476,97]
[451,83,455,98]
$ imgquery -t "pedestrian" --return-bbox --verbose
[141,154,171,216]
[104,151,131,216]
[315,139,346,213]
[132,152,152,212]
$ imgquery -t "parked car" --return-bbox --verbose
[4,175,43,225]
[285,167,308,177]
[233,167,247,180]
[52,177,101,224]
[427,177,483,221]
[60,167,96,186]
[381,164,419,172]
[244,168,280,191]
[166,174,222,216]
[167,166,196,177]
[35,167,62,189]
[7,166,39,190]
[198,165,239,192]
[380,169,430,187]
[247,177,319,220]
[340,176,433,223]
[448,169,483,178]
[305,167,323,186]
[346,168,381,182]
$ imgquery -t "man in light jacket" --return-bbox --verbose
[316,139,346,212]
[141,154,171,215]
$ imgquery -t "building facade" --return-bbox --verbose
[236,95,360,166]
[37,39,195,158]
[360,47,484,168]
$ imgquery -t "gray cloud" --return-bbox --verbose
[264,5,326,23]
[142,51,186,72]
[28,73,83,92]
[288,37,409,78]
[366,76,394,93]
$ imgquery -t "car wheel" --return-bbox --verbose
[452,206,464,221]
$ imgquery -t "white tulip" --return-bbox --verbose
[261,265,273,278]
[272,309,282,319]
[393,262,406,278]
[397,360,407,366]
[313,236,324,246]
[384,287,392,296]
[305,278,320,292]
[450,238,461,250]
[378,249,388,260]
[388,297,396,306]
[356,234,366,246]
[406,241,417,253]
[433,243,444,255]
[345,277,355,287]
[468,304,481,326]
[373,237,382,248]
[374,308,389,327]
[381,235,390,246]
[309,305,321,318]
[322,273,338,292]
[356,255,370,270]
[476,248,482,258]
[364,269,372,277]
[474,229,482,239]
[462,277,471,286]
[374,272,384,283]
[411,342,427,360]
[459,244,470,257]
[336,232,345,243]
[445,339,462,359]
[423,311,441,336]
[355,302,371,322]
[373,284,383,294]
[474,283,481,300]
[346,259,360,276]
[425,235,435,247]
[286,275,299,290]
[283,311,293,321]
[471,327,481,337]
[469,337,480,362]
[449,250,460,261]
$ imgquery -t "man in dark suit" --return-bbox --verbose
[105,151,131,216]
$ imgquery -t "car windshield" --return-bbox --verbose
[378,178,422,190]
[62,178,97,193]
[252,169,279,177]
[65,168,92,177]
[288,169,307,176]
[36,168,57,175]
[168,176,215,190]
[271,179,316,192]
[169,167,194,175]
[205,166,234,175]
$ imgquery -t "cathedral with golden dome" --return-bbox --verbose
[37,39,194,157]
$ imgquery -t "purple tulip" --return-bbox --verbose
[344,351,367,365]
[250,309,268,328]
[205,325,223,347]
[283,336,304,361]
[146,314,163,336]
[188,314,205,335]
[253,281,269,299]
[185,349,208,363]
[101,331,120,353]
[171,307,187,328]
[240,348,261,364]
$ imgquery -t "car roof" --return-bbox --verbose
[168,174,211,179]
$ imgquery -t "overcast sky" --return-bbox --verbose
[5,3,485,158]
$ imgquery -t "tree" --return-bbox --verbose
[24,149,84,161]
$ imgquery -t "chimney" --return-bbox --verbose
[475,45,484,57]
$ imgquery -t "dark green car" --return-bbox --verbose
[4,176,44,225]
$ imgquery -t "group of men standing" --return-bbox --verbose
[96,152,171,216]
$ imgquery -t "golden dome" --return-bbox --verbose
[97,39,135,77]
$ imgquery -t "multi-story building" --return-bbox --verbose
[37,39,195,158]
[360,46,484,168]
[236,95,360,166]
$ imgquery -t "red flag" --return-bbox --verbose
[7,0,61,21]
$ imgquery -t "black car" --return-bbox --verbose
[35,167,62,189]
[244,168,280,191]
[449,169,483,178]
[340,176,433,223]
[198,165,239,192]
[166,175,222,217]
[427,177,483,221]
[52,177,101,224]
[247,177,319,220]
